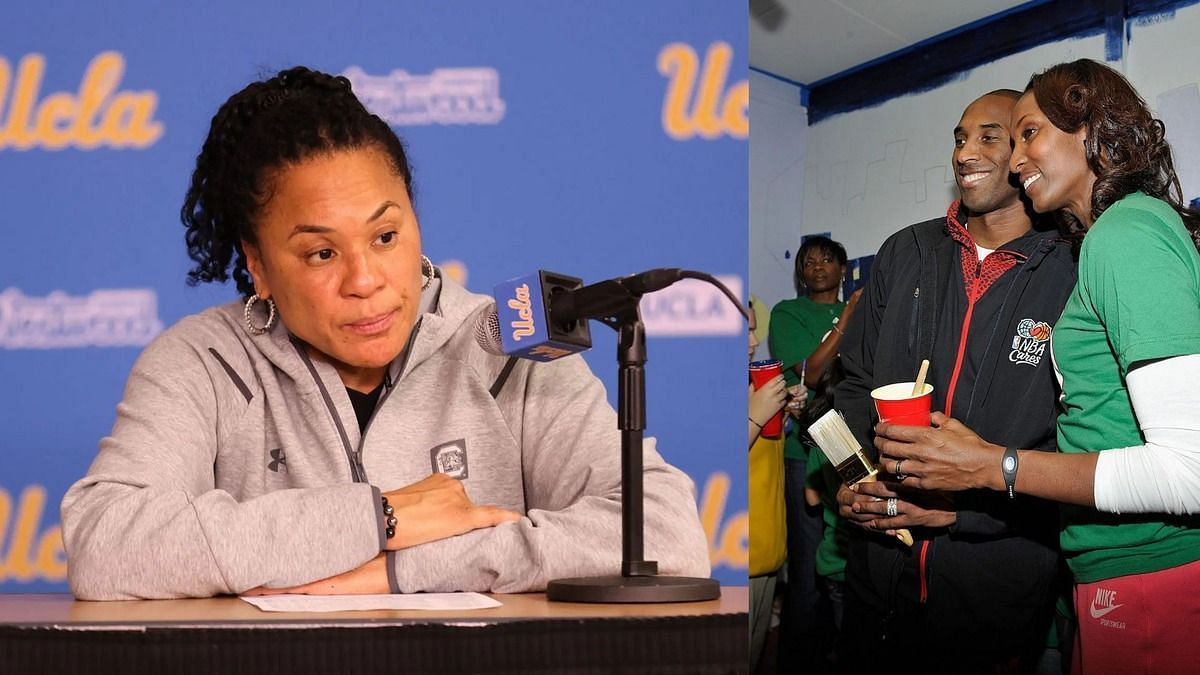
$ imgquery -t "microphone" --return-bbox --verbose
[481,266,738,604]
[482,268,738,362]
[477,305,586,357]
[547,268,683,323]
[473,308,505,356]
[487,271,593,362]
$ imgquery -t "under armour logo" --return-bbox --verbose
[268,448,287,473]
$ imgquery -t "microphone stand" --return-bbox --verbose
[545,288,720,603]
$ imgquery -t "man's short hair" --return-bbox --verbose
[980,88,1022,102]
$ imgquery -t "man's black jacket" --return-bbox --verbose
[833,205,1077,663]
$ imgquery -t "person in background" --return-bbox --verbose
[876,59,1200,674]
[749,302,804,673]
[796,354,853,672]
[59,66,710,600]
[834,90,1076,673]
[768,236,860,672]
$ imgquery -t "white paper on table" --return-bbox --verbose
[240,593,502,612]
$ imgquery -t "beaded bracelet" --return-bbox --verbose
[382,496,396,539]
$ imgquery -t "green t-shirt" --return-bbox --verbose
[1054,192,1200,583]
[768,296,844,460]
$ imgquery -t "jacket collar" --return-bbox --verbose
[399,271,489,380]
[943,199,1059,261]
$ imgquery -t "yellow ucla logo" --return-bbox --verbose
[657,42,748,141]
[507,283,536,341]
[0,485,67,583]
[0,51,164,151]
[698,471,748,569]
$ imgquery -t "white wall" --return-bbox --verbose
[773,2,1200,264]
[749,70,807,358]
[800,35,1106,261]
[1127,4,1200,200]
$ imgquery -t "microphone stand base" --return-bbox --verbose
[546,575,720,603]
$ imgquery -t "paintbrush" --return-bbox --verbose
[808,409,914,546]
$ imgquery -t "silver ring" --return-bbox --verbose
[886,498,898,518]
[894,459,907,481]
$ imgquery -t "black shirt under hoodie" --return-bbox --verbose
[833,202,1077,672]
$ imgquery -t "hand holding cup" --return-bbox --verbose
[749,359,786,438]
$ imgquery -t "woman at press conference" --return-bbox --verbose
[59,66,709,599]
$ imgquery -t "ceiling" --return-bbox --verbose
[750,0,1040,87]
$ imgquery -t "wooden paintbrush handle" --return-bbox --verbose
[911,359,930,397]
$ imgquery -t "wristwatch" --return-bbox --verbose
[1002,447,1019,499]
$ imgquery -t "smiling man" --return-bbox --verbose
[830,90,1078,672]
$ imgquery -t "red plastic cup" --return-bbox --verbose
[870,382,934,427]
[750,359,784,438]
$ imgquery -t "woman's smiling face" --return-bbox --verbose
[1009,92,1097,225]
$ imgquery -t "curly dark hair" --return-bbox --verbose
[1026,59,1200,251]
[181,66,415,297]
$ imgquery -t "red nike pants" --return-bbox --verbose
[1072,558,1200,675]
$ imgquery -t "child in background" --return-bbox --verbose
[749,302,804,673]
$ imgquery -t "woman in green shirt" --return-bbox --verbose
[872,59,1200,673]
[769,236,860,671]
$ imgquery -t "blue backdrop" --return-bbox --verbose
[0,2,748,590]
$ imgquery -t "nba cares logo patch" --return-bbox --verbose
[1010,318,1051,367]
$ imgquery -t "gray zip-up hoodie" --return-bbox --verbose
[61,275,711,600]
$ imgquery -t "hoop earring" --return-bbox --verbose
[421,254,434,290]
[244,294,277,335]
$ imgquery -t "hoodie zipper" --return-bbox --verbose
[907,287,920,351]
[919,243,1029,603]
[942,259,982,419]
[293,318,425,482]
[943,246,1029,418]
[358,319,421,452]
[293,341,367,482]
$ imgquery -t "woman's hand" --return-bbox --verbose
[749,375,787,428]
[784,383,807,418]
[833,287,863,332]
[844,287,863,313]
[836,481,956,534]
[804,287,863,389]
[243,554,389,596]
[874,412,1004,492]
[383,473,523,551]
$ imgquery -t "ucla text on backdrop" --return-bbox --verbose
[0,52,162,151]
[658,42,747,141]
